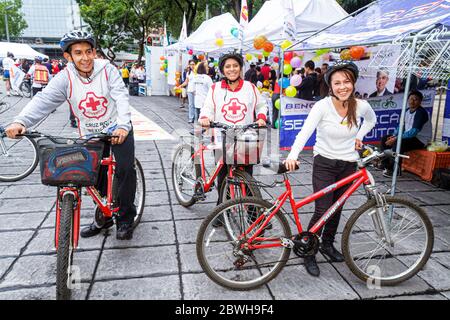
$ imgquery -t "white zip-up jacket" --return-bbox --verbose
[14,59,132,136]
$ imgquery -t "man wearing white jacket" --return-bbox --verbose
[6,30,137,240]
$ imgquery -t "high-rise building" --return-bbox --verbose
[20,0,84,58]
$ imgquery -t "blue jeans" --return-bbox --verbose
[187,92,195,122]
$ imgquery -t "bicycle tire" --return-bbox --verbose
[342,196,434,286]
[0,102,11,114]
[111,158,146,229]
[56,193,75,300]
[171,144,201,207]
[196,197,292,290]
[0,135,39,182]
[219,169,263,239]
[19,81,32,98]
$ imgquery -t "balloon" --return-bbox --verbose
[257,54,263,60]
[340,49,351,60]
[315,48,330,56]
[230,27,239,38]
[263,41,274,53]
[280,40,292,50]
[188,49,193,55]
[285,86,297,97]
[262,51,270,58]
[274,119,280,129]
[245,53,253,61]
[253,35,267,50]
[160,56,165,60]
[160,66,165,71]
[273,56,280,63]
[284,51,294,63]
[290,56,302,69]
[283,64,293,75]
[275,99,280,110]
[271,63,279,70]
[290,74,302,87]
[198,54,205,61]
[215,38,224,47]
[278,77,290,88]
[350,46,365,60]
[215,30,223,38]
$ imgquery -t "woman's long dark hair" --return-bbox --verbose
[330,69,358,129]
[196,62,207,75]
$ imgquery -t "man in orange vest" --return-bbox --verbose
[26,56,51,97]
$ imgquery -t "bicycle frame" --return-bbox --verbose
[54,146,119,249]
[240,167,372,250]
[192,141,247,198]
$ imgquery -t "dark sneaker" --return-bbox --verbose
[319,242,344,262]
[304,256,320,277]
[116,223,133,240]
[383,169,402,178]
[80,219,113,238]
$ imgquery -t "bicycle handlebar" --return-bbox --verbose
[17,131,117,144]
[209,122,267,130]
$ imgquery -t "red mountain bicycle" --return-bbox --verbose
[196,146,434,290]
[172,122,266,207]
[21,131,145,300]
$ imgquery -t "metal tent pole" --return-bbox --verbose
[390,24,436,195]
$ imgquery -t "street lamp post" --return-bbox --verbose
[4,4,13,42]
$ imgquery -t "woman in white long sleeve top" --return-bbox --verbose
[285,61,377,277]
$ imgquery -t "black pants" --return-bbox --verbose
[380,135,425,171]
[307,155,356,244]
[96,131,137,224]
[32,87,44,97]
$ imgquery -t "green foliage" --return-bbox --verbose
[337,0,376,14]
[0,0,27,40]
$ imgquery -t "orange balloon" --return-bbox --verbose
[350,46,365,60]
[253,35,267,50]
[263,41,274,53]
[198,54,205,61]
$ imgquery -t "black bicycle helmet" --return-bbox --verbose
[218,52,244,74]
[60,30,96,53]
[324,60,359,86]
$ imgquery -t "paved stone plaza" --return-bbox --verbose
[0,92,449,300]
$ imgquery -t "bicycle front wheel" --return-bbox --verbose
[196,197,291,290]
[171,144,200,207]
[56,193,76,300]
[0,135,39,182]
[342,196,434,286]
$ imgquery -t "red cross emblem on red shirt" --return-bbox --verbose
[78,92,108,119]
[222,98,247,124]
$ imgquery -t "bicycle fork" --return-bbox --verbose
[367,187,394,247]
[55,188,82,250]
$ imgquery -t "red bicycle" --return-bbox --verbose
[171,122,266,207]
[196,146,434,290]
[22,131,145,300]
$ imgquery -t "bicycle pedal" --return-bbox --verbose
[193,193,206,201]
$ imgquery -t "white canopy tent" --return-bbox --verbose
[0,42,48,60]
[241,0,348,49]
[167,13,241,54]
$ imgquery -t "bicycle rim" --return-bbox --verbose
[0,136,38,182]
[172,145,197,205]
[343,197,434,285]
[197,198,291,290]
[132,159,146,228]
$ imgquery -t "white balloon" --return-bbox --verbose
[271,63,279,70]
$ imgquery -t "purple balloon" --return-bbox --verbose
[290,56,302,69]
[290,74,302,87]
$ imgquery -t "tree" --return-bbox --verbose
[0,0,27,40]
[337,0,375,14]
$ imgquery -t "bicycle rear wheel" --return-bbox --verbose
[196,197,291,290]
[111,158,146,229]
[20,81,32,98]
[0,135,39,182]
[342,196,434,286]
[171,144,200,207]
[56,193,76,300]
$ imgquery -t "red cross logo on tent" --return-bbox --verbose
[222,98,247,124]
[78,92,108,119]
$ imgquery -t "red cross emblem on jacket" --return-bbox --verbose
[78,92,108,119]
[222,98,247,124]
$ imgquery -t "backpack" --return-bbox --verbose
[431,168,450,190]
